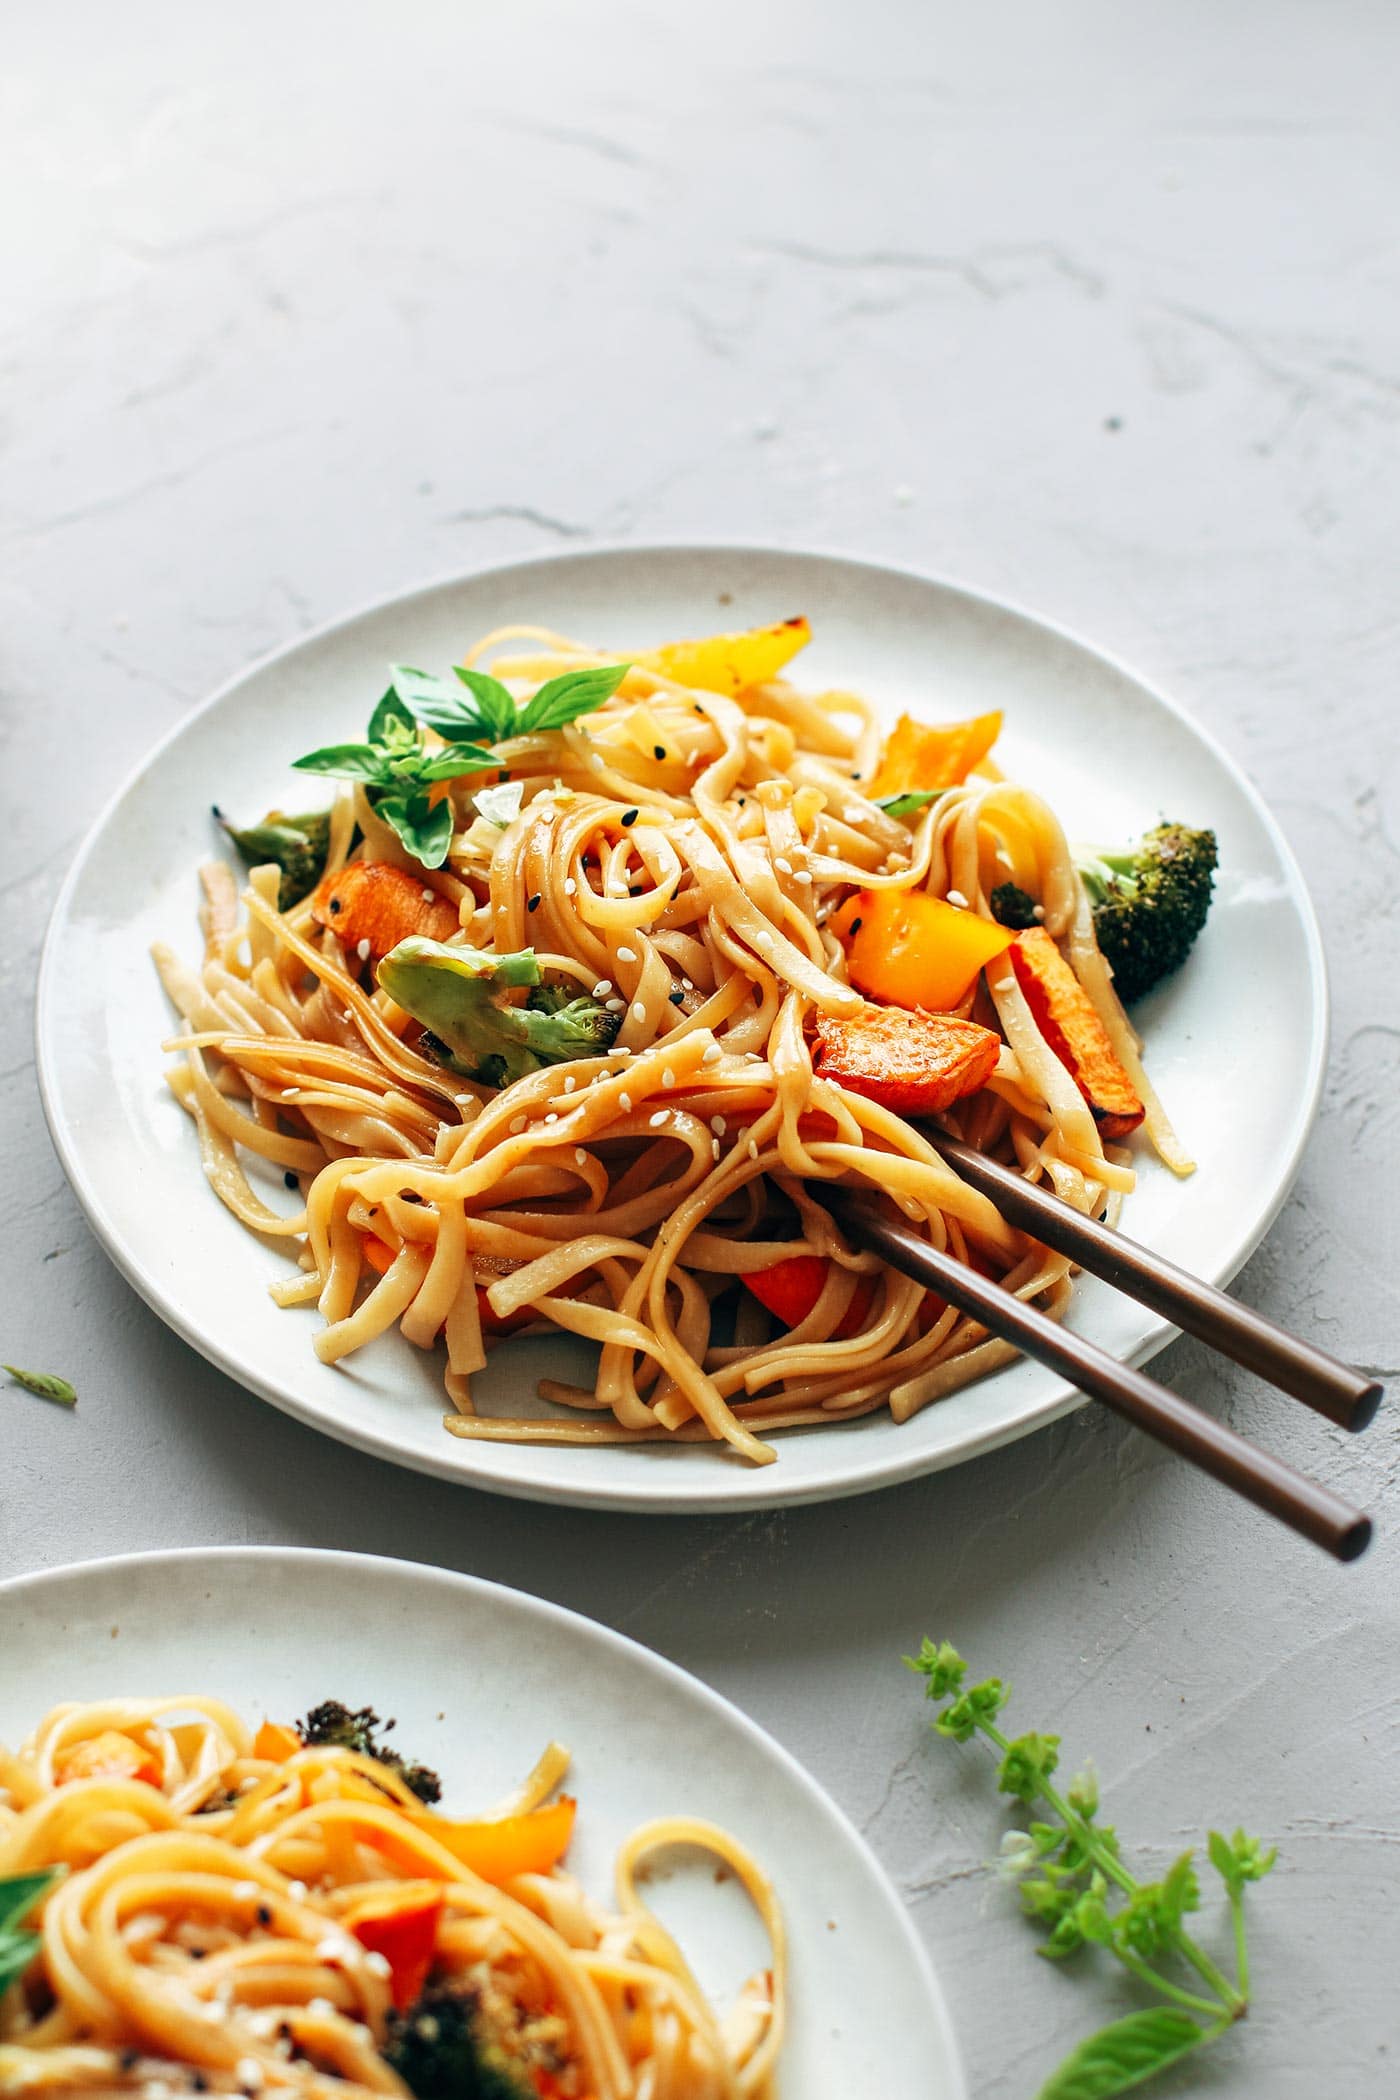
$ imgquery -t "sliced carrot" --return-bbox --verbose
[742,1255,876,1338]
[345,1889,444,2010]
[362,1233,398,1276]
[812,1005,1000,1117]
[1011,928,1144,1139]
[831,889,1014,1013]
[870,710,1003,797]
[309,860,459,967]
[407,1798,576,1884]
[253,1720,302,1763]
[55,1731,162,1789]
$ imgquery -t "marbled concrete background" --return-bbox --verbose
[3,5,1398,2093]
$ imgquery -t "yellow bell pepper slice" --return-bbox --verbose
[253,1720,303,1763]
[407,1796,577,1884]
[871,710,1003,797]
[638,617,811,696]
[832,888,1014,1012]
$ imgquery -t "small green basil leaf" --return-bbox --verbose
[371,684,425,742]
[450,666,521,742]
[378,791,455,871]
[516,662,630,735]
[1034,2008,1210,2100]
[0,1869,65,1936]
[291,742,391,782]
[4,1366,77,1406]
[417,746,500,783]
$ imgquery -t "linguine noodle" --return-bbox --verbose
[154,623,1189,1465]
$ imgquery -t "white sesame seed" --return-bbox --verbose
[307,1995,336,2017]
[235,2061,265,2090]
[364,1950,393,1979]
[1032,903,1045,920]
[421,887,434,902]
[712,1137,722,1159]
[608,883,628,898]
[702,1042,722,1064]
[775,856,793,874]
[946,888,969,910]
[575,1147,588,1165]
[841,807,864,824]
[615,946,637,963]
[755,930,773,947]
[356,937,371,961]
[605,997,625,1013]
[233,1880,258,1902]
[314,1935,350,1964]
[710,1116,727,1135]
[563,1074,576,1092]
[619,1091,633,1111]
[509,1114,528,1134]
[748,1138,760,1159]
[593,979,613,996]
[590,751,604,769]
[649,1110,669,1128]
[794,869,813,885]
[281,1087,300,1100]
[681,976,694,989]
[661,1067,676,1088]
[631,1000,646,1023]
[564,877,577,895]
[545,1112,558,1125]
[288,1881,308,1902]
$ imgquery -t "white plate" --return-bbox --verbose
[37,545,1327,1512]
[0,1547,962,2098]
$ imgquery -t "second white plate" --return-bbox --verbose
[36,545,1327,1511]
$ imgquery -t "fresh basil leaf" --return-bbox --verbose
[1035,2009,1210,2100]
[378,791,455,871]
[516,662,630,735]
[369,685,421,742]
[417,746,499,783]
[451,666,521,742]
[4,1366,76,1406]
[876,789,943,820]
[473,780,525,829]
[0,1870,64,1936]
[291,741,390,783]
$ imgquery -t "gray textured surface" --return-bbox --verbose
[3,5,1398,2093]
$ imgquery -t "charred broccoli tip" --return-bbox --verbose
[1078,823,1218,1004]
[296,1701,441,1804]
[989,881,1041,930]
[384,1981,533,2100]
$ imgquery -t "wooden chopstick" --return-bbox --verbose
[927,1130,1382,1434]
[819,1188,1373,1563]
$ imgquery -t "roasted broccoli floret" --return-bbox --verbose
[989,881,1040,930]
[296,1701,441,1804]
[216,806,332,910]
[378,938,620,1087]
[1077,823,1218,1004]
[384,1982,532,2100]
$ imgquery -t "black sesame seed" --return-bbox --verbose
[119,2051,140,2072]
[527,894,542,913]
[256,1903,273,1927]
[621,808,639,826]
[850,917,863,935]
[653,745,666,760]
[669,990,685,1006]
[284,1170,299,1190]
[190,1946,207,1959]
[193,2077,208,2093]
[328,897,342,914]
[398,1189,424,1204]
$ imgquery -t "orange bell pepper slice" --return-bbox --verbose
[253,1720,303,1763]
[408,1797,576,1885]
[742,1255,876,1338]
[54,1730,162,1789]
[831,889,1013,1012]
[1010,929,1144,1139]
[345,1889,444,2010]
[871,710,1002,797]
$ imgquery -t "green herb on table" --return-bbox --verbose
[906,1639,1276,2100]
[4,1366,77,1406]
[0,1868,65,1992]
[400,660,630,744]
[291,690,499,870]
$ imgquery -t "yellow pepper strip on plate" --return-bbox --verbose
[406,1796,578,1883]
[831,888,1014,1012]
[870,709,1003,796]
[637,616,811,695]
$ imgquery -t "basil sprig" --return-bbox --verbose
[292,691,497,869]
[0,1868,64,1994]
[406,661,630,744]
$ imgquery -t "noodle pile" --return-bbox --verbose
[0,1697,782,2096]
[154,622,1188,1464]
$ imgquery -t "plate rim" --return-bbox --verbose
[0,1541,968,2100]
[35,539,1330,1510]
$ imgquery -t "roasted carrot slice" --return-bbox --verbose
[310,860,459,967]
[345,1889,444,2010]
[812,1005,1000,1117]
[871,710,1003,797]
[830,889,1014,1012]
[1010,928,1144,1139]
[55,1731,162,1789]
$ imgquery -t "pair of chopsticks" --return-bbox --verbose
[822,1132,1380,1562]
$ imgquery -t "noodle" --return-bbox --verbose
[155,623,1189,1463]
[0,1698,782,2098]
